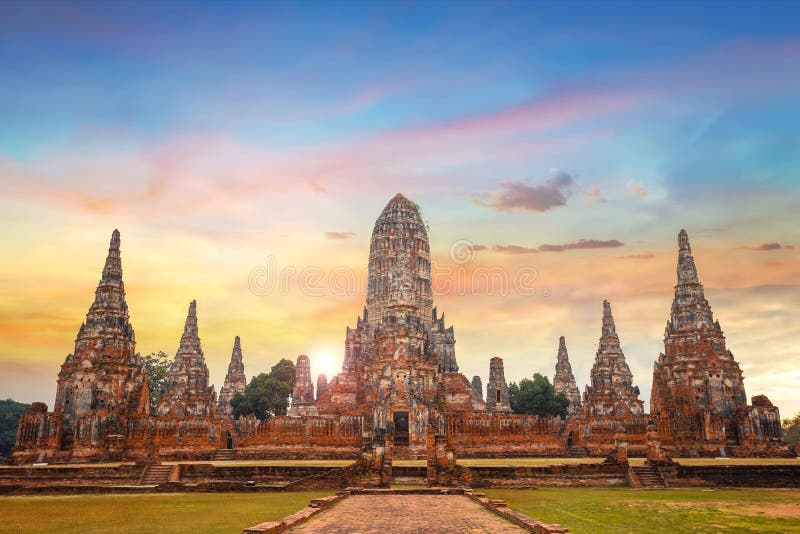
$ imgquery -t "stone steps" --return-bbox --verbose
[567,446,587,457]
[632,465,666,488]
[139,465,173,485]
[214,449,236,461]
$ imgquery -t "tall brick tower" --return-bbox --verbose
[157,300,216,418]
[583,301,644,417]
[218,336,247,417]
[553,336,582,418]
[651,230,749,443]
[53,230,149,448]
[342,194,458,374]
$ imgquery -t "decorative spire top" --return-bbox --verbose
[230,335,243,366]
[677,229,700,285]
[557,335,569,364]
[183,300,198,338]
[101,229,123,283]
[678,229,691,253]
[602,300,617,338]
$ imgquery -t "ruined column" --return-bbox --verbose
[485,357,511,414]
[288,355,317,416]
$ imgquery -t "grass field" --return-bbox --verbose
[486,487,800,533]
[0,491,331,534]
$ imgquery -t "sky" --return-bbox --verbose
[1,2,799,418]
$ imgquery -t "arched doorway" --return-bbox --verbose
[567,431,574,447]
[225,430,234,450]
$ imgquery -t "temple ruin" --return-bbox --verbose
[10,197,790,465]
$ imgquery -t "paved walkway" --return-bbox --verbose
[287,494,526,533]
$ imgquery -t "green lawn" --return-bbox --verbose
[486,487,800,533]
[0,491,332,534]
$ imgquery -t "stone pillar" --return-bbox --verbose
[615,429,628,463]
[471,376,483,400]
[485,357,511,414]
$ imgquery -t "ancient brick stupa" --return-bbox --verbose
[156,300,216,418]
[218,336,247,417]
[583,301,644,417]
[53,230,149,452]
[553,336,582,418]
[650,230,783,452]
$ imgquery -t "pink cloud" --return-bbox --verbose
[324,232,356,240]
[489,239,624,255]
[621,252,656,260]
[626,181,648,198]
[473,169,574,213]
[737,243,792,251]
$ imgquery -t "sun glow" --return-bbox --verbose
[311,348,340,382]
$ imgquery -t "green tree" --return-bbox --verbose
[783,411,800,447]
[142,351,172,412]
[231,358,295,420]
[0,398,30,461]
[269,358,296,386]
[508,373,569,418]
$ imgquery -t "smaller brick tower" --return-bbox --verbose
[485,357,511,414]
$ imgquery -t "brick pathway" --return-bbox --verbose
[286,494,526,533]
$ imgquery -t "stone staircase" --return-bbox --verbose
[631,465,666,488]
[214,449,236,461]
[567,446,588,458]
[139,464,173,485]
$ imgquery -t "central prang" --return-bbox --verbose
[315,193,484,458]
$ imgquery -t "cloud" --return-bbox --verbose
[584,186,608,205]
[737,243,793,251]
[490,238,624,255]
[538,238,624,252]
[491,245,539,255]
[626,181,648,198]
[324,231,356,240]
[472,169,573,213]
[468,244,488,252]
[309,182,328,195]
[621,252,656,260]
